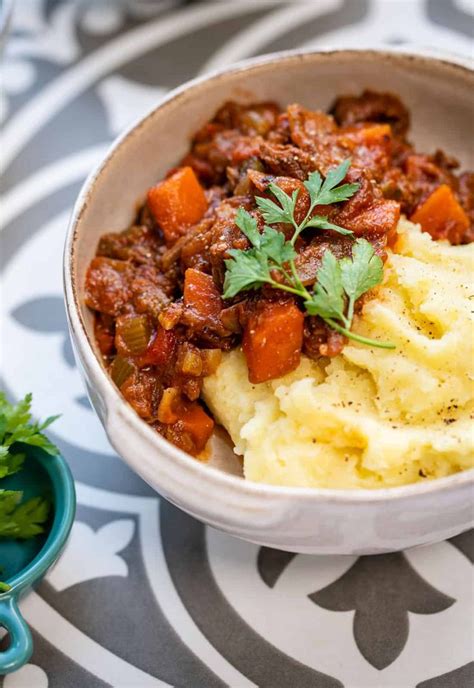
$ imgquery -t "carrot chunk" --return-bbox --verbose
[339,123,392,147]
[147,167,207,244]
[183,268,222,318]
[243,301,304,384]
[175,402,214,453]
[159,392,214,453]
[411,184,469,244]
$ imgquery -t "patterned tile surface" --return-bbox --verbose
[1,1,473,686]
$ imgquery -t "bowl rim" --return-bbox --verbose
[4,450,76,593]
[64,47,474,504]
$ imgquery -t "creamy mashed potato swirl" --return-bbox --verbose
[203,220,474,488]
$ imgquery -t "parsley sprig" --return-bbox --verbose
[0,491,50,539]
[255,157,358,243]
[223,160,395,350]
[0,393,60,592]
[0,393,59,479]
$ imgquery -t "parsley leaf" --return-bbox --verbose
[223,248,270,298]
[303,170,323,204]
[304,250,345,322]
[223,162,395,350]
[0,393,60,589]
[340,238,384,304]
[305,216,354,235]
[0,392,60,462]
[235,206,262,248]
[256,187,299,226]
[315,158,360,205]
[223,210,298,298]
[0,491,50,539]
[260,226,297,265]
[0,452,26,480]
[306,239,395,349]
[255,160,359,241]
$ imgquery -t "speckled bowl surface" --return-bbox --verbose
[64,49,474,555]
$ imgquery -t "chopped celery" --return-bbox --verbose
[117,315,151,356]
[110,356,135,388]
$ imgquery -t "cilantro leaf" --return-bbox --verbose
[340,238,384,304]
[0,490,50,539]
[305,250,346,321]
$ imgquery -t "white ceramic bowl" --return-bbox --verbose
[64,49,474,555]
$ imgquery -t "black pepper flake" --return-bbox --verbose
[443,418,456,425]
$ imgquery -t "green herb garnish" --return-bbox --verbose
[0,491,51,539]
[223,160,395,350]
[0,393,60,591]
[0,393,59,479]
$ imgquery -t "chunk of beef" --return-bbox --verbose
[97,225,163,264]
[329,170,400,238]
[85,257,133,316]
[94,313,115,356]
[212,101,281,136]
[120,370,163,419]
[336,123,393,180]
[303,316,346,359]
[287,104,345,173]
[259,141,316,180]
[383,152,460,216]
[183,131,262,185]
[208,197,254,277]
[294,236,355,286]
[331,90,410,138]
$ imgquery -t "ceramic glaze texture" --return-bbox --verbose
[65,49,474,555]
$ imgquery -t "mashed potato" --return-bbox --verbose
[203,219,474,488]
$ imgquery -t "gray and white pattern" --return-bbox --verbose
[1,1,473,685]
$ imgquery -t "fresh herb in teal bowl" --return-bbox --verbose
[0,394,75,674]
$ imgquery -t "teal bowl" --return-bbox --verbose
[0,449,75,674]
